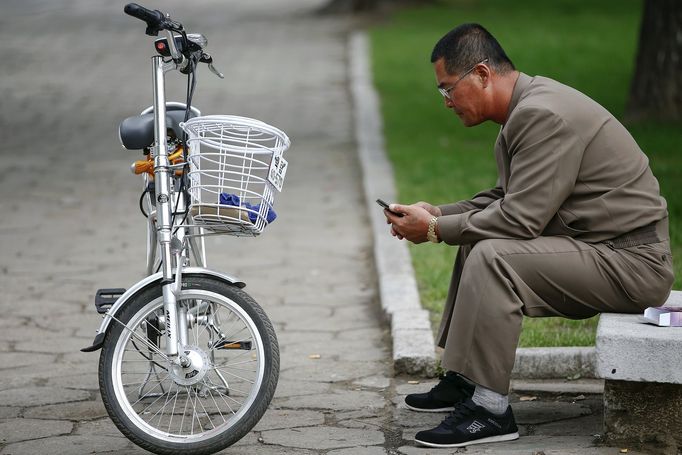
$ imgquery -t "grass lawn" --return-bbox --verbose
[369,0,682,347]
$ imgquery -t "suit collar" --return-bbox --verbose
[505,72,532,121]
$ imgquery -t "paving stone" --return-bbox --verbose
[280,351,335,369]
[285,317,379,333]
[0,374,42,392]
[56,352,101,365]
[336,343,389,362]
[333,407,386,421]
[1,363,96,393]
[337,416,386,430]
[266,305,333,324]
[0,317,27,329]
[45,372,99,391]
[273,379,331,398]
[0,352,56,370]
[276,330,336,347]
[0,418,73,444]
[332,304,381,322]
[262,425,385,450]
[74,418,127,437]
[0,407,21,419]
[69,445,148,455]
[32,314,101,332]
[281,339,388,364]
[399,435,607,454]
[253,409,326,431]
[23,398,107,421]
[352,375,392,390]
[336,327,388,343]
[392,407,446,430]
[0,326,55,344]
[0,387,90,407]
[0,434,132,455]
[280,360,387,383]
[534,413,602,436]
[513,401,592,425]
[276,389,386,412]
[328,446,387,455]
[396,439,650,455]
[14,335,94,354]
[218,443,318,455]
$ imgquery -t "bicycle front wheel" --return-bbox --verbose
[99,276,279,455]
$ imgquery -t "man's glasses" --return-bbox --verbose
[438,58,489,100]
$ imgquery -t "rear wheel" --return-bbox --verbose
[99,276,279,454]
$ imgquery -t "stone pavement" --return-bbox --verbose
[0,1,653,454]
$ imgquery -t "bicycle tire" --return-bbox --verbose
[99,276,279,455]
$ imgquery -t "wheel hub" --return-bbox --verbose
[170,345,210,386]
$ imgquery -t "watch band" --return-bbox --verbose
[427,216,441,243]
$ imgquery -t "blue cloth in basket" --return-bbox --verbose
[219,193,277,224]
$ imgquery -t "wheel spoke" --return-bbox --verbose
[211,367,256,385]
[103,284,275,445]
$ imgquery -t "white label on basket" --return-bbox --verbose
[268,153,288,192]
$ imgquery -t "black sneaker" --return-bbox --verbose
[414,398,519,448]
[404,371,475,412]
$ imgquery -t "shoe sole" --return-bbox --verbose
[405,403,455,413]
[414,431,520,448]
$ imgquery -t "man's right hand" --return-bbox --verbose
[415,201,442,217]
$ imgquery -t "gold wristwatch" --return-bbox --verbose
[427,216,441,243]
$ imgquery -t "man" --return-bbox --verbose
[383,23,674,449]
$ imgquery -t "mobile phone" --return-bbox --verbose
[376,198,403,217]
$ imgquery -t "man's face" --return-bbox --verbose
[433,58,486,127]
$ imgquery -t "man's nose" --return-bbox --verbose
[444,97,454,108]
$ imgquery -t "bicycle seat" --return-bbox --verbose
[119,109,196,150]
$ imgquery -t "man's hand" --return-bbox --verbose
[414,201,442,217]
[384,203,434,244]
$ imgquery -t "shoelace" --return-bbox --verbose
[441,400,477,429]
[430,372,471,400]
[431,371,458,393]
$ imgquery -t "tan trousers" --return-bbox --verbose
[436,235,674,394]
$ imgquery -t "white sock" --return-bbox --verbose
[471,384,508,415]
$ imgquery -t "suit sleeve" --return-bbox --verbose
[438,186,505,216]
[437,106,585,245]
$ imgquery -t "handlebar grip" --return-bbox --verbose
[124,3,164,27]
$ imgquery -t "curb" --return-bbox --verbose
[349,32,437,377]
[348,31,597,380]
[513,347,595,379]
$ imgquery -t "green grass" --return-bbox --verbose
[370,0,682,347]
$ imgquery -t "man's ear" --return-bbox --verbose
[475,63,491,88]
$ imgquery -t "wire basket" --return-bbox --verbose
[180,115,290,236]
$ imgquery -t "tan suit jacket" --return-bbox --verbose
[437,73,668,245]
[430,74,673,394]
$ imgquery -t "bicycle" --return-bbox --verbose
[81,4,288,454]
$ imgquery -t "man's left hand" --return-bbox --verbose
[384,203,433,244]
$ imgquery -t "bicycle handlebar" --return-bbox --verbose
[124,3,171,36]
[124,3,223,77]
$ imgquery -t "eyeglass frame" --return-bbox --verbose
[438,58,489,101]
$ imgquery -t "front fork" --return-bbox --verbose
[151,54,190,365]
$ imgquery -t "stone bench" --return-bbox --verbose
[595,290,682,449]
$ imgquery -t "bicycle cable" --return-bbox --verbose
[138,189,149,218]
[172,54,198,236]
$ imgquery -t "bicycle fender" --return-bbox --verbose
[81,267,245,352]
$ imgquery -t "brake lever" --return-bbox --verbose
[208,62,225,79]
[200,53,224,79]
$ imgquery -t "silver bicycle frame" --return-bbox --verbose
[150,30,188,361]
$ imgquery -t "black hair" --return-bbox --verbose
[431,23,515,75]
